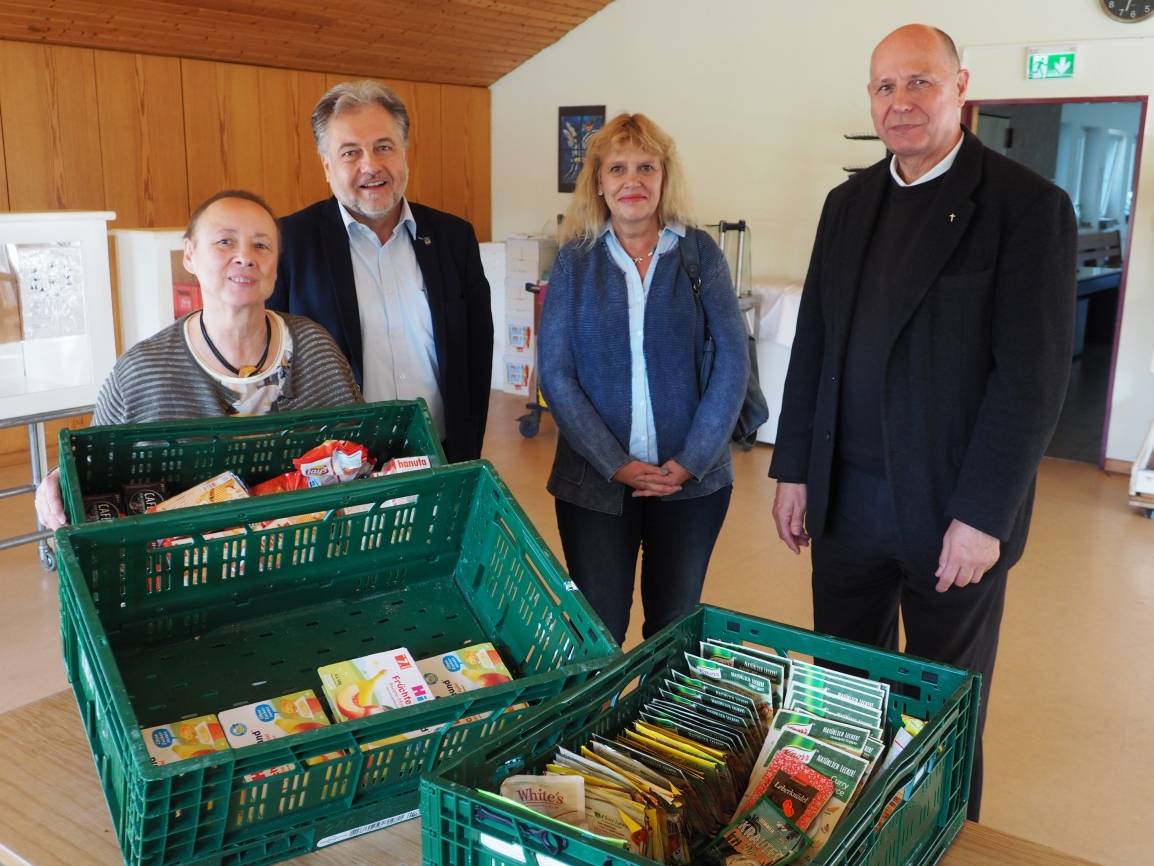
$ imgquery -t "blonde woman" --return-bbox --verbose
[538,113,748,643]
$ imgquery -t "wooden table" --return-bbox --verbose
[0,691,1099,866]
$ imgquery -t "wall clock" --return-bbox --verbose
[1100,0,1154,21]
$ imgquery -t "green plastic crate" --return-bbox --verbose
[55,460,620,866]
[58,398,447,525]
[421,604,980,866]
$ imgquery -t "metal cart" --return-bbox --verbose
[516,280,550,437]
[707,219,765,449]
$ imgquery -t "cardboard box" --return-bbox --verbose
[506,317,533,353]
[502,355,533,397]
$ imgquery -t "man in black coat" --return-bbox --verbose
[270,81,493,463]
[769,24,1076,819]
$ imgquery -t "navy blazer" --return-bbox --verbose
[270,198,494,462]
[771,130,1076,577]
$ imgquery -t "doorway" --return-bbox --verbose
[966,98,1146,466]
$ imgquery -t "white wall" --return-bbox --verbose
[491,0,1154,464]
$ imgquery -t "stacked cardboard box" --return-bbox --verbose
[502,236,557,397]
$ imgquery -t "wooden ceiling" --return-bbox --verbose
[0,0,612,87]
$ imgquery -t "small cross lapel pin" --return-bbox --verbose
[948,213,957,223]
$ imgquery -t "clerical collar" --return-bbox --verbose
[889,132,964,187]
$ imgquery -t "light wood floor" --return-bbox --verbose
[2,391,1151,864]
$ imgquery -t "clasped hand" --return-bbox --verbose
[612,459,691,497]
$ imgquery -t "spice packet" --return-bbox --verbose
[498,774,586,826]
[698,795,811,866]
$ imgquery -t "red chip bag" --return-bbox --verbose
[292,440,372,487]
[250,472,311,496]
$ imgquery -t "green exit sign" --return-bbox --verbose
[1027,49,1076,80]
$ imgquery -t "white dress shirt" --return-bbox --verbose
[340,199,444,438]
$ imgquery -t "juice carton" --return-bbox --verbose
[142,714,229,766]
[318,647,435,722]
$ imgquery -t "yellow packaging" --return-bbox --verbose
[141,714,229,766]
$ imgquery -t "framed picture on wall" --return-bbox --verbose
[558,105,606,192]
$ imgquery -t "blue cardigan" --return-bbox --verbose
[538,227,748,515]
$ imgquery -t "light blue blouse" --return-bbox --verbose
[600,221,686,464]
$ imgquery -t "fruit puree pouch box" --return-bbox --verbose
[417,643,515,696]
[218,689,332,747]
[318,647,435,722]
[142,714,229,766]
[218,689,339,782]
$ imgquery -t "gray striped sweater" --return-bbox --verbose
[92,313,362,425]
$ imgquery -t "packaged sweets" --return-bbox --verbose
[82,492,123,522]
[148,471,249,513]
[122,481,167,515]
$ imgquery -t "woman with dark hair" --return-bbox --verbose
[538,113,748,644]
[34,190,361,529]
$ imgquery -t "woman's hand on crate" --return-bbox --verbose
[34,468,67,530]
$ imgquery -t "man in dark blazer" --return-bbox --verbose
[769,25,1075,819]
[271,81,493,463]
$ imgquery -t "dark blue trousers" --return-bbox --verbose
[555,485,732,645]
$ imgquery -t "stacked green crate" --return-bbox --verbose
[56,461,620,866]
[421,604,980,866]
[58,399,447,524]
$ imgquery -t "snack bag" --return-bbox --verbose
[250,472,310,496]
[142,714,228,765]
[293,440,372,487]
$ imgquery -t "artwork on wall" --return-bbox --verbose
[558,105,606,193]
[0,212,117,420]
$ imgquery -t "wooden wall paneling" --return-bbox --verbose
[295,73,330,209]
[405,82,444,211]
[0,102,9,211]
[440,85,491,240]
[182,59,264,211]
[94,51,189,229]
[257,67,321,217]
[0,41,105,211]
